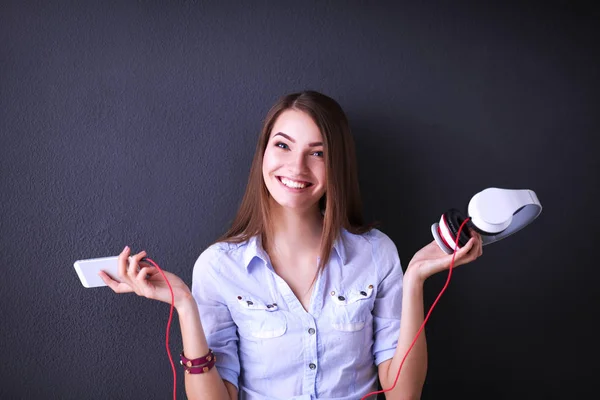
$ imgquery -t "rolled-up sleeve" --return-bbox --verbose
[191,247,240,389]
[371,232,404,365]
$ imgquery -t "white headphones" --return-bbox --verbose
[431,187,543,254]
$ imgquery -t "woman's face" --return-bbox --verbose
[262,109,326,213]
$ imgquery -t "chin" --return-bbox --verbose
[274,200,313,211]
[270,196,320,213]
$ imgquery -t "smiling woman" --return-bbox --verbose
[101,90,483,400]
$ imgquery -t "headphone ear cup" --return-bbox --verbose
[444,208,471,247]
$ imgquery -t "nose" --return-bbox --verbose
[287,151,308,175]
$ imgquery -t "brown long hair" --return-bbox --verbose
[216,90,373,270]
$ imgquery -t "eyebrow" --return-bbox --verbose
[274,132,323,147]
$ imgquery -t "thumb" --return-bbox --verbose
[430,238,475,272]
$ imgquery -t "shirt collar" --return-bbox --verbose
[332,230,347,265]
[243,235,269,270]
[242,230,348,270]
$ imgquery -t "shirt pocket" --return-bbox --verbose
[329,283,375,332]
[232,295,287,340]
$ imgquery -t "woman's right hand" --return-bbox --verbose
[99,246,193,308]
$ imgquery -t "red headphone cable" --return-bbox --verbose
[142,257,177,400]
[361,217,471,399]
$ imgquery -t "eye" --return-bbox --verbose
[275,142,289,150]
[312,151,324,157]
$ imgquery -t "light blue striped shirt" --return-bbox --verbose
[191,228,404,400]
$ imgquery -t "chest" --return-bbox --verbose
[224,248,381,341]
[229,262,378,335]
[270,257,320,312]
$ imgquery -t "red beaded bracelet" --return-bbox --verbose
[180,349,217,374]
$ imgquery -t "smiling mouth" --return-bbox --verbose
[277,176,313,189]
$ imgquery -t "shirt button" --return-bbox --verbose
[308,328,315,335]
[309,363,316,370]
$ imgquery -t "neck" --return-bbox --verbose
[265,201,323,259]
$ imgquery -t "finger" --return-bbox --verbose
[136,266,158,282]
[118,246,131,282]
[468,231,482,255]
[475,233,483,254]
[99,270,134,294]
[128,250,147,279]
[457,237,475,256]
[473,231,483,256]
[465,237,482,263]
[450,238,476,265]
[98,270,114,284]
[469,229,483,243]
[134,266,155,297]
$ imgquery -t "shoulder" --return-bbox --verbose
[192,239,252,278]
[343,228,399,256]
[341,228,402,278]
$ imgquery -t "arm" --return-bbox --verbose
[377,270,427,400]
[99,246,238,400]
[378,233,483,400]
[177,296,238,400]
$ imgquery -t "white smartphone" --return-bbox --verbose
[74,256,121,288]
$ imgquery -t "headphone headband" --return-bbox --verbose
[468,188,542,245]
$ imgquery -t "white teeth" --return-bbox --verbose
[280,177,307,189]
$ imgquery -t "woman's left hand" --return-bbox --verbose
[406,229,483,282]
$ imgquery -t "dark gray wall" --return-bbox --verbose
[1,1,598,399]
